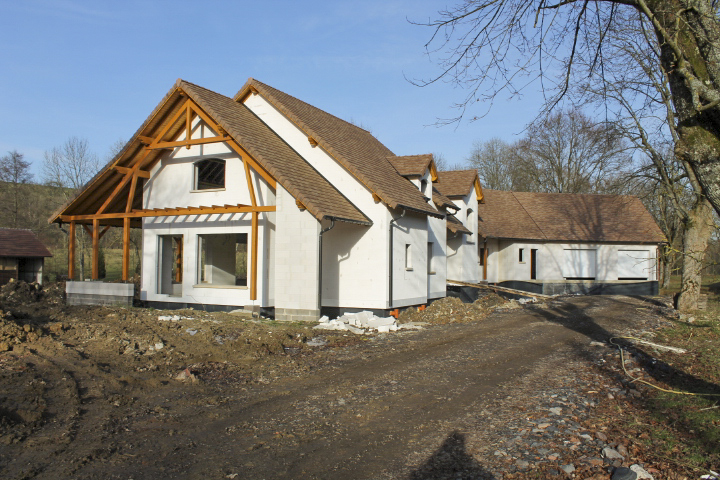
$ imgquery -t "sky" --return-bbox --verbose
[0,0,546,181]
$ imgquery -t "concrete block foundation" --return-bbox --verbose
[66,281,134,307]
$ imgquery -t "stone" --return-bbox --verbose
[175,368,197,383]
[630,464,654,480]
[318,315,329,323]
[185,328,198,335]
[376,325,391,333]
[155,341,164,350]
[596,431,608,442]
[306,337,327,347]
[560,464,575,474]
[515,459,529,469]
[603,446,625,460]
[549,407,562,415]
[616,444,628,457]
[611,466,637,480]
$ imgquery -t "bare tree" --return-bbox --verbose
[572,9,714,310]
[515,108,632,193]
[0,150,33,228]
[43,137,100,280]
[466,138,525,190]
[43,136,100,195]
[415,1,720,219]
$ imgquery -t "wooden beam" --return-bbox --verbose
[92,218,100,280]
[308,136,318,147]
[126,174,139,213]
[96,149,153,215]
[185,103,192,149]
[244,160,257,207]
[115,166,150,178]
[296,199,306,211]
[251,211,258,301]
[82,224,92,236]
[150,99,192,147]
[98,225,111,240]
[68,221,76,280]
[138,135,154,145]
[61,204,275,222]
[144,135,230,150]
[122,217,130,281]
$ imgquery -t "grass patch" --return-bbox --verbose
[639,296,720,472]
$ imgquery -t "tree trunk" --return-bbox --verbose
[648,0,720,217]
[660,250,672,289]
[676,198,713,311]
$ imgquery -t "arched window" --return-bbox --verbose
[194,158,225,190]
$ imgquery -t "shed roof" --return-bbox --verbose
[477,190,666,243]
[0,229,52,258]
[235,79,442,218]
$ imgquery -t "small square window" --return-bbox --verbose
[195,158,225,190]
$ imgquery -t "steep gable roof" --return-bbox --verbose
[235,79,442,218]
[477,190,666,243]
[0,229,52,258]
[50,80,370,226]
[435,170,484,201]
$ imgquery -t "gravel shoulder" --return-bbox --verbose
[0,284,682,479]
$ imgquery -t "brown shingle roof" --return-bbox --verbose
[388,154,433,177]
[432,187,456,211]
[447,215,471,235]
[180,81,370,225]
[477,190,666,243]
[0,229,52,257]
[50,80,370,226]
[435,170,480,198]
[236,79,442,218]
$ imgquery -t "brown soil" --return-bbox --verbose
[0,282,703,479]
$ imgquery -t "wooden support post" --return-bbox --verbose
[251,211,258,301]
[122,217,130,281]
[92,218,100,280]
[68,222,76,280]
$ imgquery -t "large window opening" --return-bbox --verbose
[198,233,248,286]
[194,158,226,190]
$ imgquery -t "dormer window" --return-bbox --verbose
[194,158,225,190]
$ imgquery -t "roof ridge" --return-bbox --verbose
[241,79,373,133]
[511,191,549,241]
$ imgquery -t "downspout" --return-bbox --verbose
[318,218,335,317]
[388,209,405,309]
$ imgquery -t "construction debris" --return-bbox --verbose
[314,311,409,334]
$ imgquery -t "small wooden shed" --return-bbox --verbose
[0,229,52,285]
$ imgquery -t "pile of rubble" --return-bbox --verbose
[314,311,424,334]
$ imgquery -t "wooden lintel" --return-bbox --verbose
[115,166,150,178]
[145,135,230,150]
[296,199,306,211]
[308,136,318,147]
[60,205,275,222]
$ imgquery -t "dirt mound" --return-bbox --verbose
[0,310,43,352]
[0,280,64,307]
[399,293,508,324]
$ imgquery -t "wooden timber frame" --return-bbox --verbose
[60,91,277,301]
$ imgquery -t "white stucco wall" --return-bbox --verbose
[245,92,436,310]
[446,191,480,283]
[140,118,275,307]
[274,185,320,312]
[491,240,658,282]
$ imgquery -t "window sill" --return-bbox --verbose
[190,188,226,193]
[428,271,436,275]
[193,284,248,290]
[405,268,414,272]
